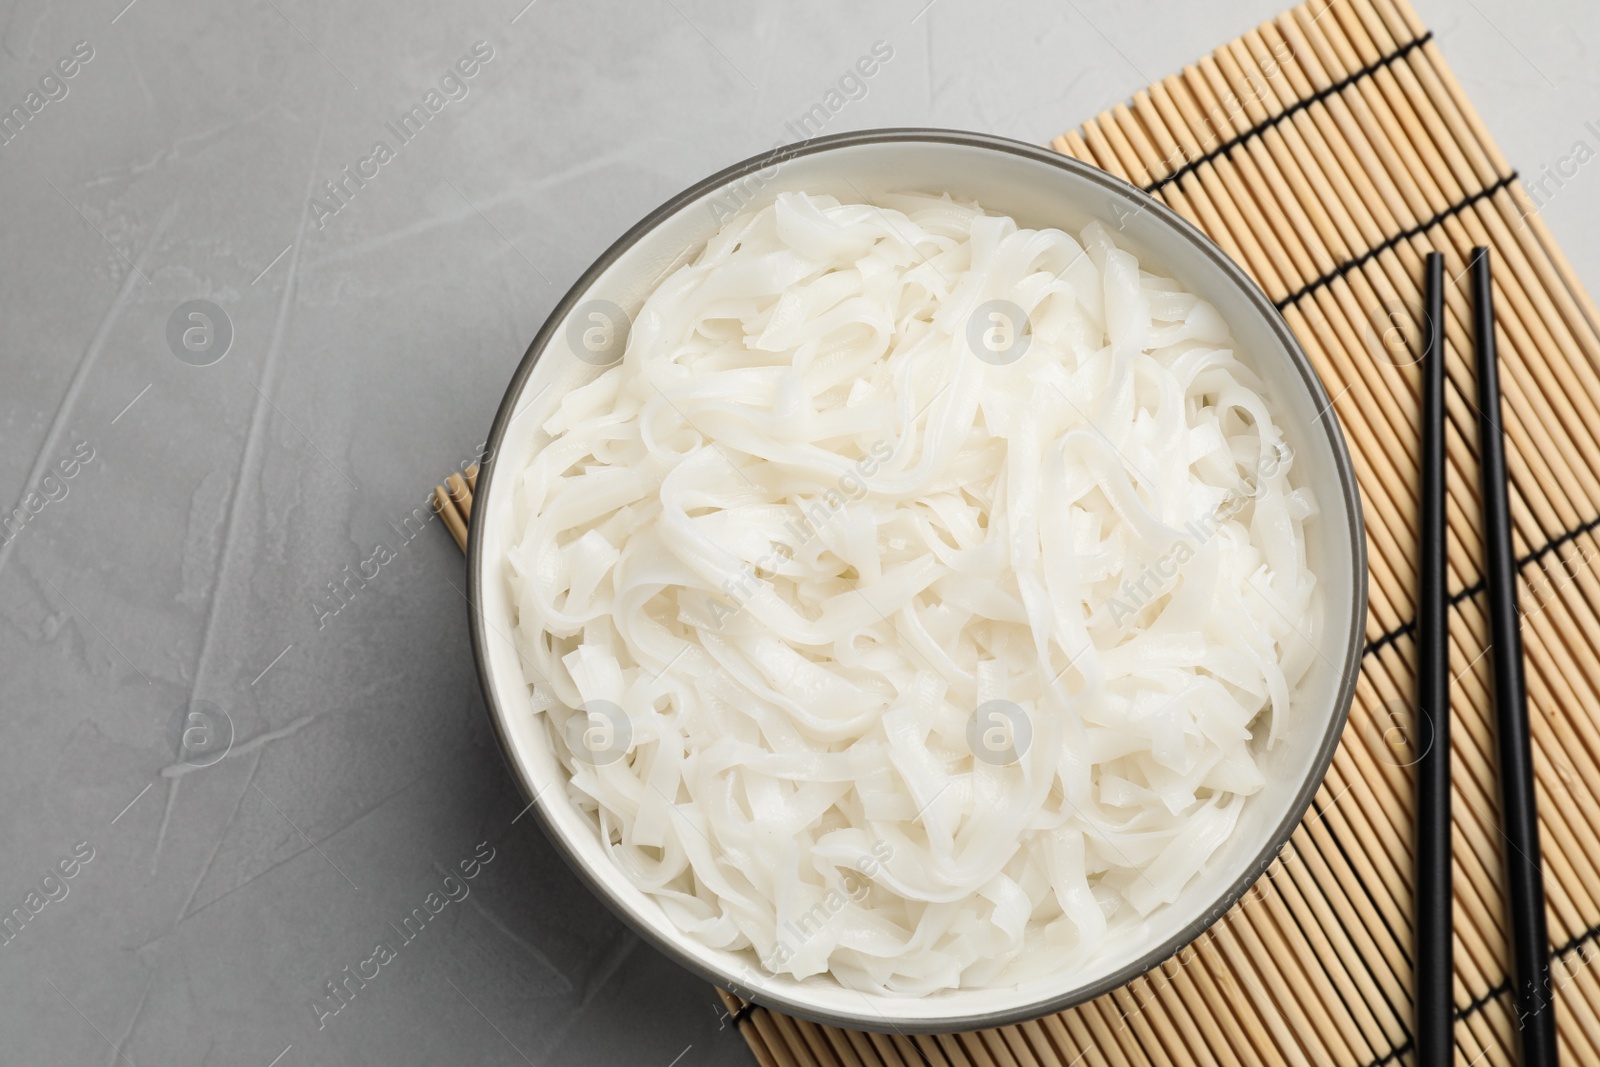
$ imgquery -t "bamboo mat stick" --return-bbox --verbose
[1152,949,1252,1065]
[1086,994,1156,1066]
[1019,1013,1083,1066]
[988,1024,1033,1067]
[824,1019,871,1066]
[1108,985,1189,1067]
[750,1011,796,1067]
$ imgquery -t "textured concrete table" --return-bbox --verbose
[2,0,1594,1063]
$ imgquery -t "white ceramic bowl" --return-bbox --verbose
[468,129,1367,1033]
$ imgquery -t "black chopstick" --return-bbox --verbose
[1472,245,1559,1065]
[1416,251,1452,1067]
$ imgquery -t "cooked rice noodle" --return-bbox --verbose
[507,191,1319,995]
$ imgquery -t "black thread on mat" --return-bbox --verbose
[1365,623,1414,659]
[1457,980,1510,1021]
[1141,33,1434,197]
[1453,919,1600,1021]
[1354,922,1600,1067]
[1361,511,1600,659]
[1365,1040,1413,1067]
[1273,173,1519,310]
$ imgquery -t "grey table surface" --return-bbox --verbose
[2,0,1595,1063]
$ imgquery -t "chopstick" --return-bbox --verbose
[1416,251,1451,1067]
[1472,245,1559,1064]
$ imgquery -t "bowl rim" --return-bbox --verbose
[467,126,1368,1033]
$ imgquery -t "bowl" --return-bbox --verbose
[468,128,1367,1033]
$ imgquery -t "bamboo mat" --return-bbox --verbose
[438,0,1600,1060]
